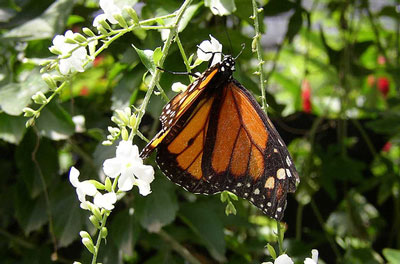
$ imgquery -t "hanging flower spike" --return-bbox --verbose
[197,35,223,66]
[50,30,88,75]
[377,77,390,98]
[94,192,117,210]
[69,167,97,209]
[103,141,155,196]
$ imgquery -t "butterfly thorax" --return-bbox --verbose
[218,55,236,80]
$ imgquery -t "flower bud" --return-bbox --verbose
[97,25,109,35]
[25,117,35,128]
[129,114,136,128]
[82,237,95,254]
[102,140,113,146]
[32,92,48,105]
[42,73,57,90]
[65,37,79,44]
[105,177,112,192]
[113,13,128,28]
[89,215,100,229]
[92,205,102,221]
[121,127,129,141]
[49,46,62,55]
[82,27,96,37]
[73,33,87,43]
[115,110,129,125]
[97,18,112,31]
[23,107,36,117]
[79,231,91,240]
[125,7,139,24]
[100,227,108,239]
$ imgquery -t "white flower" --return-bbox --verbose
[94,192,117,210]
[50,30,87,75]
[103,140,155,196]
[171,82,187,93]
[197,35,223,66]
[93,0,128,27]
[69,167,97,209]
[304,249,319,264]
[263,254,294,264]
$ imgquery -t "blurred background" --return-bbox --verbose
[0,0,399,263]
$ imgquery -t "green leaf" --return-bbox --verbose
[0,69,47,116]
[35,101,75,140]
[0,113,27,144]
[178,2,202,32]
[15,130,59,198]
[263,0,296,16]
[51,183,84,247]
[267,243,277,259]
[14,182,48,235]
[179,201,226,262]
[109,209,140,257]
[2,0,75,41]
[153,47,163,66]
[111,68,144,111]
[135,176,179,232]
[66,14,85,26]
[286,9,303,43]
[383,248,400,264]
[132,45,155,74]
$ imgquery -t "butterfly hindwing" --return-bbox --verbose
[201,80,298,220]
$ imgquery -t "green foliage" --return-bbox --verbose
[1,0,400,263]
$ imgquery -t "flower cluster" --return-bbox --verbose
[69,140,154,211]
[49,30,88,75]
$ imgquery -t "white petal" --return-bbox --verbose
[197,40,213,61]
[103,157,122,178]
[304,258,316,264]
[80,201,91,210]
[93,14,107,27]
[58,59,70,75]
[134,179,151,196]
[80,181,97,196]
[133,163,154,183]
[311,249,319,263]
[171,82,187,93]
[69,167,80,187]
[118,172,135,191]
[76,188,86,203]
[116,140,135,158]
[94,192,117,210]
[211,53,222,66]
[209,35,222,51]
[275,254,294,264]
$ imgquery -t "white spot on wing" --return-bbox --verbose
[278,139,284,146]
[286,169,292,177]
[277,168,286,179]
[254,188,260,195]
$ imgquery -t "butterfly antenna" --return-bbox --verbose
[235,43,245,60]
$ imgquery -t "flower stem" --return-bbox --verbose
[251,0,267,112]
[175,34,194,82]
[132,0,193,135]
[91,213,109,264]
[276,221,284,255]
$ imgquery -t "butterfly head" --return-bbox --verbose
[219,55,236,77]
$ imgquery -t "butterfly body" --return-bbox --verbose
[141,56,299,220]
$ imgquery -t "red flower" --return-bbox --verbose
[301,79,312,113]
[377,77,390,98]
[382,142,391,152]
[80,86,89,96]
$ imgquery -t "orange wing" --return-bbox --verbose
[140,66,219,159]
[201,80,299,220]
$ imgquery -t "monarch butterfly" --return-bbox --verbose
[140,54,299,220]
